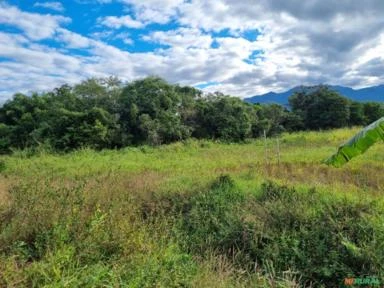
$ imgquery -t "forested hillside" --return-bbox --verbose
[245,84,384,105]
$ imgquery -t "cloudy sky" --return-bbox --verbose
[0,1,383,102]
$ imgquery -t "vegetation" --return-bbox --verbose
[289,86,350,129]
[1,78,383,153]
[1,77,383,287]
[326,117,384,167]
[1,128,384,287]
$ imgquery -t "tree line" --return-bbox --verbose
[0,76,383,153]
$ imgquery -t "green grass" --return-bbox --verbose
[0,127,383,287]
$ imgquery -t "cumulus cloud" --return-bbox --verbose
[34,1,65,12]
[142,28,213,49]
[0,3,70,40]
[98,0,183,29]
[96,0,383,95]
[174,0,384,95]
[56,28,92,48]
[99,15,144,29]
[120,0,183,24]
[0,0,384,101]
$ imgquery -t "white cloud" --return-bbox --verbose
[56,28,92,48]
[120,0,183,24]
[143,28,213,49]
[114,32,133,45]
[173,0,384,95]
[0,31,84,102]
[1,1,384,101]
[34,1,65,12]
[0,3,70,40]
[99,15,144,29]
[90,30,115,40]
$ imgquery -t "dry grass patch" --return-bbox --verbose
[260,162,384,192]
[0,177,12,206]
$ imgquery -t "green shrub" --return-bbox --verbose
[253,182,384,286]
[0,178,200,287]
[122,245,197,288]
[173,179,384,287]
[175,175,254,264]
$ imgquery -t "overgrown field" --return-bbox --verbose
[0,128,383,287]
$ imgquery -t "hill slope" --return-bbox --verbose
[245,84,384,105]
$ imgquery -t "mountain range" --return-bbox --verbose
[244,84,384,105]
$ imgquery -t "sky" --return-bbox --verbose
[0,0,383,102]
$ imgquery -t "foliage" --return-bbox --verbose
[118,77,193,145]
[255,104,303,136]
[139,177,384,287]
[0,78,383,153]
[0,84,120,152]
[325,117,384,167]
[289,85,350,130]
[363,102,384,124]
[193,94,257,141]
[1,129,384,287]
[176,175,248,255]
[252,182,384,286]
[349,101,365,126]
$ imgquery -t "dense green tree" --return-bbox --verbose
[289,86,350,130]
[175,85,202,132]
[118,77,191,145]
[363,102,384,124]
[47,107,117,151]
[252,104,303,137]
[0,81,120,151]
[0,123,11,154]
[257,104,286,136]
[193,94,254,141]
[0,93,51,149]
[349,101,365,126]
[74,76,122,112]
[1,77,383,154]
[281,111,304,132]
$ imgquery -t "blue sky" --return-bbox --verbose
[0,0,383,102]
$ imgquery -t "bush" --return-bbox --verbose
[172,175,265,273]
[173,179,384,286]
[123,245,197,288]
[176,175,246,254]
[0,177,201,287]
[253,182,384,286]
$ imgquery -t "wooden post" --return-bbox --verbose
[263,130,267,164]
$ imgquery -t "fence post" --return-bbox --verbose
[276,137,281,164]
[263,130,268,164]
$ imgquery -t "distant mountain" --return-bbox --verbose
[244,84,384,106]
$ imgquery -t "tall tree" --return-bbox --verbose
[349,101,365,126]
[118,77,190,145]
[193,94,254,141]
[289,86,350,130]
[363,102,384,125]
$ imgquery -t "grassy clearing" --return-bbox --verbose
[0,127,383,287]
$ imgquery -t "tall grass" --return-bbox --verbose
[0,128,383,287]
